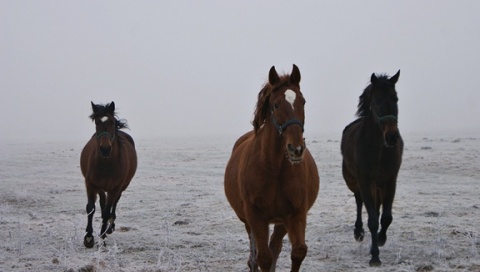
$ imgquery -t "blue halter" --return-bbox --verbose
[271,113,304,135]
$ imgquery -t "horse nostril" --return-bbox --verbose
[288,144,303,156]
[287,144,296,153]
[385,134,398,147]
[295,146,303,156]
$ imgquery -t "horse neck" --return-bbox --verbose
[359,113,384,147]
[255,124,286,167]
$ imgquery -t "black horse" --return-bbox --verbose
[341,70,403,266]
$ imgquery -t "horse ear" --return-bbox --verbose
[108,101,115,112]
[269,66,279,85]
[91,101,98,113]
[389,70,400,84]
[290,64,301,85]
[371,73,378,84]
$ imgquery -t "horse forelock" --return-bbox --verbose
[90,103,129,130]
[252,75,297,132]
[356,74,397,118]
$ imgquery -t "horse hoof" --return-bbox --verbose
[98,239,107,248]
[378,232,387,246]
[107,223,115,234]
[354,229,364,242]
[84,235,95,248]
[369,258,381,267]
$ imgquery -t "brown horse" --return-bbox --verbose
[224,65,319,272]
[80,101,137,248]
[341,71,403,266]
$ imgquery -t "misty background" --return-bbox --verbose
[1,1,479,143]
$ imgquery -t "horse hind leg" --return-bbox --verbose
[269,224,287,271]
[354,192,365,241]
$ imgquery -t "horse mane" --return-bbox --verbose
[252,75,292,132]
[356,74,394,117]
[89,102,129,130]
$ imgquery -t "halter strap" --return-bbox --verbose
[271,115,304,135]
[377,115,397,123]
[370,103,398,124]
[96,131,116,141]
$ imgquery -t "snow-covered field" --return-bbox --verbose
[1,132,479,272]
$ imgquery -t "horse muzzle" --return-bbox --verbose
[99,145,112,158]
[384,129,400,148]
[286,142,305,164]
[379,117,399,148]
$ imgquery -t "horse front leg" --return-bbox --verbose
[354,192,365,241]
[100,191,120,239]
[285,214,308,272]
[246,211,272,272]
[269,224,287,271]
[362,188,381,266]
[84,188,96,248]
[245,224,259,272]
[107,193,122,234]
[378,184,395,246]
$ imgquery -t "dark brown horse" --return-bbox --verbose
[80,101,137,248]
[225,65,319,272]
[341,71,403,266]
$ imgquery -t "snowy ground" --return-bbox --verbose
[1,132,479,272]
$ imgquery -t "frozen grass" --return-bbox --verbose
[0,134,479,271]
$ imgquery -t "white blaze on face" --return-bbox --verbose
[285,89,296,109]
[101,116,109,123]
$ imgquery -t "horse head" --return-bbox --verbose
[368,70,401,147]
[254,64,306,163]
[90,101,117,158]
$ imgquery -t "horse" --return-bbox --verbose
[224,64,320,272]
[341,70,403,266]
[80,101,137,248]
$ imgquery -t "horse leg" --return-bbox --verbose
[246,212,272,272]
[84,188,96,248]
[245,224,259,272]
[107,192,123,234]
[378,185,395,246]
[285,214,308,272]
[354,192,365,241]
[269,224,287,271]
[361,188,381,266]
[99,191,106,214]
[100,191,120,239]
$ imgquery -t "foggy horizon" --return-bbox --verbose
[2,1,479,143]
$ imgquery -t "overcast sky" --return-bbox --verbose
[1,1,479,142]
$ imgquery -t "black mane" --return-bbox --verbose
[356,74,394,117]
[89,102,129,130]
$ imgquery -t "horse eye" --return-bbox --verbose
[274,104,279,110]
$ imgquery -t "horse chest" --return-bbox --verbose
[87,162,125,190]
[245,178,303,217]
